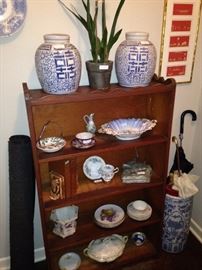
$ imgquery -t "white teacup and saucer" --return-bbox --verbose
[72,132,95,149]
[99,164,119,182]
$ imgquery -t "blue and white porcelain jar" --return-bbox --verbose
[115,32,156,87]
[35,34,81,94]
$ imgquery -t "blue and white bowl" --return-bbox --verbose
[98,118,157,140]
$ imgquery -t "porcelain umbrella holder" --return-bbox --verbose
[162,193,193,253]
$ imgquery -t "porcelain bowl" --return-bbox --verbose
[98,118,157,140]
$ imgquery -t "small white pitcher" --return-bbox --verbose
[83,113,96,133]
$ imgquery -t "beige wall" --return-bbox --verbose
[0,0,201,267]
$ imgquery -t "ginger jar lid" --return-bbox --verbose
[43,33,70,44]
[126,32,149,41]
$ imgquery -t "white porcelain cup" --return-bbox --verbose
[100,164,119,182]
[132,200,147,211]
[75,132,94,145]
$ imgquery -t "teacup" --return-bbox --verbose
[132,200,147,212]
[100,164,119,182]
[75,132,94,146]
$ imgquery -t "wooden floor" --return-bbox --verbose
[35,233,202,270]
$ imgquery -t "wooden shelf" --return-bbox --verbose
[23,77,176,270]
[46,211,161,251]
[41,174,164,209]
[37,134,168,163]
[49,237,158,270]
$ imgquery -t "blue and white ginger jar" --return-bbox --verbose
[115,32,156,87]
[35,34,81,94]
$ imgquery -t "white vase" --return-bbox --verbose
[115,32,156,87]
[35,34,81,94]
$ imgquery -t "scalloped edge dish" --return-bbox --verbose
[98,118,157,140]
[36,137,66,153]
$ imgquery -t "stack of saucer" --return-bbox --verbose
[127,200,152,221]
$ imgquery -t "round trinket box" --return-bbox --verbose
[131,232,146,246]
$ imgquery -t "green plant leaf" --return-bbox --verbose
[108,0,125,52]
[58,0,125,62]
[107,28,123,53]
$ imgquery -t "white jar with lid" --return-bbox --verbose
[115,32,156,88]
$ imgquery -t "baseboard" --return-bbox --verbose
[190,218,202,243]
[34,247,46,263]
[0,257,9,270]
[0,247,46,270]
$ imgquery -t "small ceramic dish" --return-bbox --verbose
[58,252,81,270]
[94,204,125,228]
[83,156,105,180]
[36,137,66,153]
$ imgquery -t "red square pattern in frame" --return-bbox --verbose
[167,66,186,76]
[173,4,193,15]
[169,36,190,47]
[168,51,188,62]
[171,20,191,31]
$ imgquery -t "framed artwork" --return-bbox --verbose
[159,0,202,83]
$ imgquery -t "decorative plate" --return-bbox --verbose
[83,156,105,180]
[58,252,81,270]
[0,0,27,37]
[94,204,125,228]
[36,137,66,153]
[98,118,157,140]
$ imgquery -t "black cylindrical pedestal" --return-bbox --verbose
[9,135,35,270]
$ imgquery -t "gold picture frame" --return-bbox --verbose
[159,0,202,83]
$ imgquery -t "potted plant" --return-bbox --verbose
[58,0,125,90]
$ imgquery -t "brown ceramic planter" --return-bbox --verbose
[86,61,113,90]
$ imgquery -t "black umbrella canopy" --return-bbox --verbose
[170,110,197,174]
[170,143,193,174]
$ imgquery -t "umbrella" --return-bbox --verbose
[170,110,197,174]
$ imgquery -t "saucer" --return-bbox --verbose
[71,138,95,149]
[94,204,125,228]
[83,156,105,180]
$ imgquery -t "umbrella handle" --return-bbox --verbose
[172,136,182,176]
[179,110,197,145]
